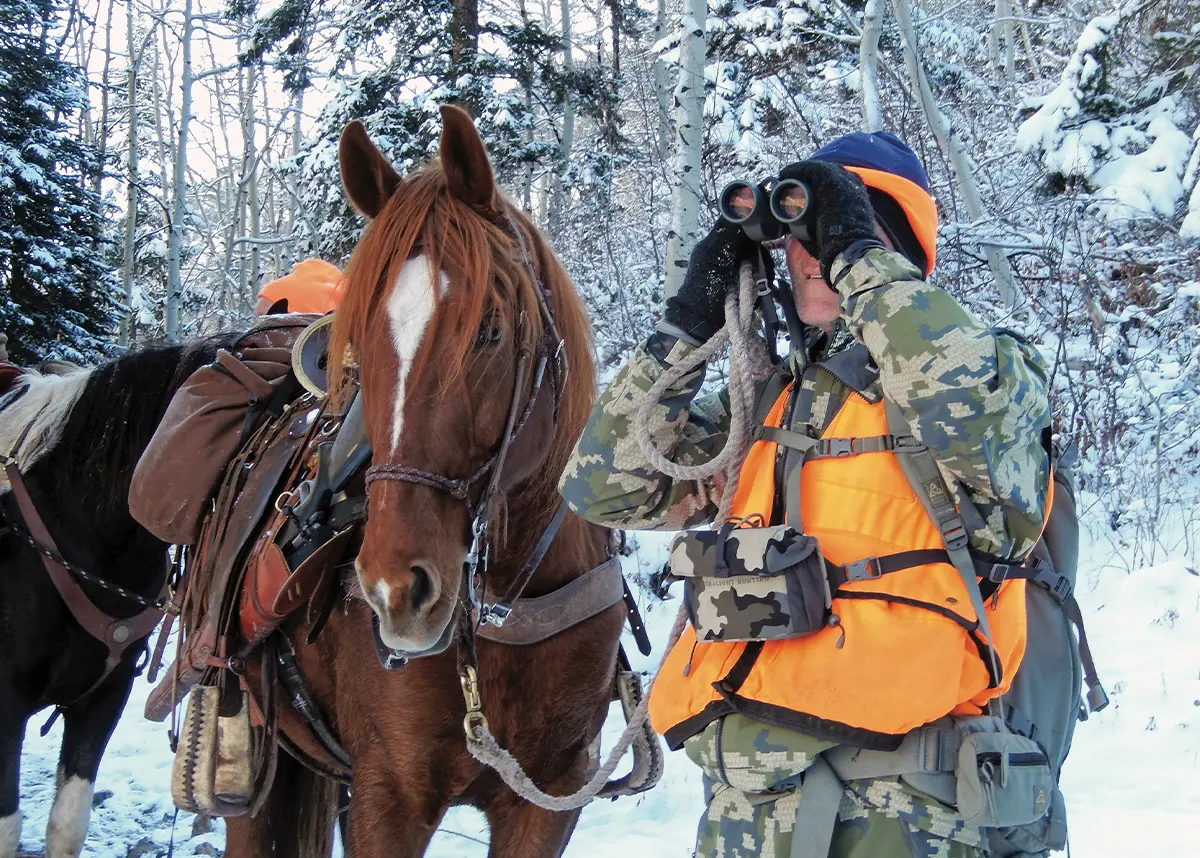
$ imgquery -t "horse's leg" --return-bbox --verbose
[483,784,585,858]
[225,748,337,858]
[45,665,134,858]
[0,688,27,858]
[345,772,441,858]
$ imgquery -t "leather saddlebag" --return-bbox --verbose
[171,685,257,817]
[130,314,319,544]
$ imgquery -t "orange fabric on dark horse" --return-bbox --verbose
[221,106,624,858]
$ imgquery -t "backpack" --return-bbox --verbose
[780,389,1106,858]
[874,402,1107,857]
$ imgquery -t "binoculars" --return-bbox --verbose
[719,178,813,243]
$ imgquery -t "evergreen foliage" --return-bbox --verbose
[0,0,119,363]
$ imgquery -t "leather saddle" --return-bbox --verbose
[145,379,368,723]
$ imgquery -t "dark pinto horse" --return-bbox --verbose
[0,341,226,858]
[222,107,625,857]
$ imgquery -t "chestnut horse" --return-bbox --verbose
[223,106,624,857]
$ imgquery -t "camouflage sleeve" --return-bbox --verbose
[558,336,732,531]
[829,247,1051,558]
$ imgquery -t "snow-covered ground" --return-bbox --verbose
[14,522,1200,857]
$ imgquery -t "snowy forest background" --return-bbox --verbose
[3,1,1200,855]
[2,0,1198,569]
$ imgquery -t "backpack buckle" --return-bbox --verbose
[1005,705,1038,741]
[823,438,855,458]
[940,520,969,551]
[843,557,882,581]
[986,563,1013,583]
[890,435,926,452]
[1051,575,1073,603]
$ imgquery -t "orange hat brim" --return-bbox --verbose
[845,166,938,276]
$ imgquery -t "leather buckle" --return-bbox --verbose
[825,438,854,458]
[480,602,512,627]
[844,557,882,582]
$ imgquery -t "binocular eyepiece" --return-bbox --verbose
[719,178,813,243]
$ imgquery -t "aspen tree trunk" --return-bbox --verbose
[609,0,621,77]
[548,0,574,236]
[891,0,1018,308]
[517,0,534,211]
[989,0,1016,81]
[651,0,673,159]
[860,0,884,132]
[166,0,195,341]
[245,61,261,317]
[119,0,138,347]
[662,0,706,300]
[93,0,115,218]
[1015,0,1042,79]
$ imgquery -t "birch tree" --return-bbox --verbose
[547,0,574,236]
[651,0,673,159]
[662,0,706,299]
[165,0,195,340]
[859,0,884,132]
[890,0,1019,309]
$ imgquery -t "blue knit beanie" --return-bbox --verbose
[810,132,935,273]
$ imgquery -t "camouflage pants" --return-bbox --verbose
[684,715,984,858]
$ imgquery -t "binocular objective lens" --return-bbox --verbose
[723,185,757,221]
[773,184,809,222]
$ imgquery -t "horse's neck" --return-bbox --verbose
[492,498,606,599]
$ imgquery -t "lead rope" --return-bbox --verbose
[632,261,772,523]
[462,263,770,809]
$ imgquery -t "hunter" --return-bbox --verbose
[254,258,343,316]
[559,132,1052,857]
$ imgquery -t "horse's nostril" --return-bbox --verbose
[410,564,433,613]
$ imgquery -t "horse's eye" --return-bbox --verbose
[475,319,503,349]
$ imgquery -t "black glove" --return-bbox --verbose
[663,218,759,343]
[779,161,881,285]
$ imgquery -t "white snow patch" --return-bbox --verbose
[11,526,1200,857]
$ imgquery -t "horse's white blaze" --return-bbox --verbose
[385,255,448,455]
[0,811,20,858]
[371,578,392,614]
[44,774,92,858]
[0,369,92,494]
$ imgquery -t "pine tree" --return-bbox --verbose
[0,0,119,364]
[246,0,610,262]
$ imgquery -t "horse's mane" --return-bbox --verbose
[329,161,597,510]
[43,335,235,514]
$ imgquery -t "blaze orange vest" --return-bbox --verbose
[649,382,1029,750]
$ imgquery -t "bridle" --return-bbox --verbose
[362,213,568,653]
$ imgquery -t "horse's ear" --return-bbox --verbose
[438,104,496,212]
[339,120,401,220]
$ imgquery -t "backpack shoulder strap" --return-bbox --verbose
[883,398,1004,701]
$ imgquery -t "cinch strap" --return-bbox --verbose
[790,756,844,858]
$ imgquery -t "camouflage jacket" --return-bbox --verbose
[560,247,1052,560]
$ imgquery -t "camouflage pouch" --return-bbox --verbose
[668,524,832,642]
